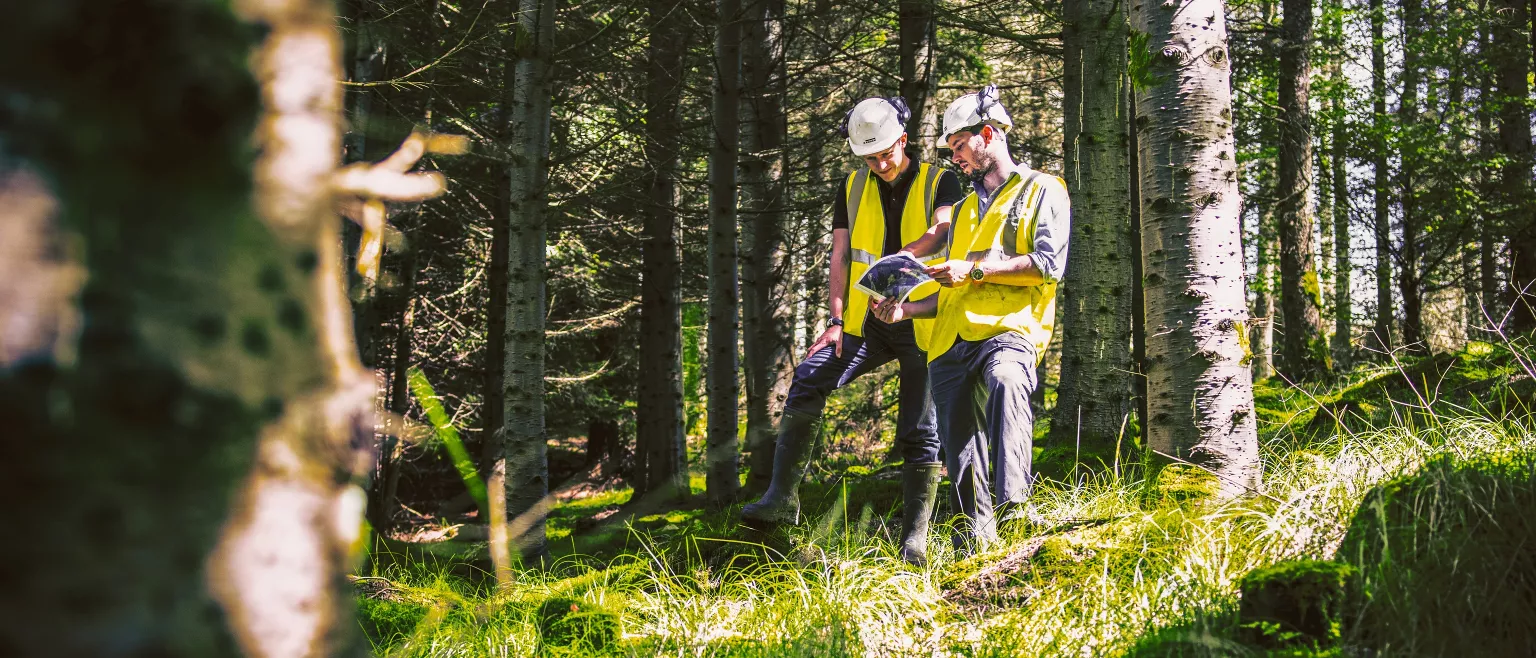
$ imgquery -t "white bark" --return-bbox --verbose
[1131,0,1261,495]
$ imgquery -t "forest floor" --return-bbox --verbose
[353,340,1536,657]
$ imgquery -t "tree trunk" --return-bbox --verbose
[1477,9,1501,330]
[373,243,417,531]
[1276,0,1329,378]
[1053,0,1135,456]
[1370,0,1395,354]
[1397,0,1426,353]
[1128,80,1149,435]
[636,0,690,503]
[899,0,937,158]
[706,0,742,509]
[1130,0,1261,496]
[1331,94,1352,369]
[490,0,557,576]
[1252,215,1276,379]
[1494,0,1535,332]
[740,0,793,497]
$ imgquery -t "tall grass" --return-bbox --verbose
[360,366,1535,657]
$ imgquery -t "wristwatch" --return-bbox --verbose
[828,317,845,327]
[969,263,985,282]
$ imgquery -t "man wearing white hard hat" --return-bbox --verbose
[873,85,1071,550]
[742,96,964,567]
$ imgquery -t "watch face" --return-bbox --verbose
[970,266,984,280]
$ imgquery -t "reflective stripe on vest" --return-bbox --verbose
[843,163,946,346]
[927,169,1062,362]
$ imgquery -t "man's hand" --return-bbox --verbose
[871,297,908,324]
[926,260,976,287]
[806,324,844,360]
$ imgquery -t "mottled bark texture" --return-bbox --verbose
[636,0,690,502]
[1370,0,1395,354]
[490,0,558,574]
[1493,0,1535,332]
[1054,0,1135,455]
[899,0,937,157]
[1130,0,1261,495]
[740,0,793,497]
[1276,0,1329,378]
[707,0,742,508]
[2,0,374,655]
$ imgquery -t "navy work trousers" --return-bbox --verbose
[782,314,939,464]
[928,332,1039,547]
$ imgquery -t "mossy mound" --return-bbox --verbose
[1335,453,1536,656]
[537,595,622,652]
[1238,559,1355,648]
[356,597,431,646]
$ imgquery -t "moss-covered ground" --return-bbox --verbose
[354,341,1536,656]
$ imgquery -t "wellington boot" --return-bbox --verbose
[741,411,819,526]
[898,462,943,567]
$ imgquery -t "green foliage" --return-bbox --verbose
[1336,454,1536,656]
[357,597,432,647]
[1127,30,1170,93]
[1237,560,1355,648]
[537,595,622,652]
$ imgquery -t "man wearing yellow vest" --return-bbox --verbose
[742,96,964,566]
[874,86,1070,550]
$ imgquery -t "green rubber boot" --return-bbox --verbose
[741,411,819,525]
[899,462,944,567]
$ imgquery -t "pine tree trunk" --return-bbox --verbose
[1397,0,1426,353]
[740,0,793,496]
[1331,94,1353,369]
[706,0,742,509]
[636,0,690,503]
[1053,0,1135,455]
[1370,0,1395,353]
[1130,0,1261,496]
[1253,216,1276,379]
[899,0,937,158]
[373,244,417,530]
[1493,0,1535,331]
[490,0,557,575]
[1276,0,1329,378]
[1478,10,1501,329]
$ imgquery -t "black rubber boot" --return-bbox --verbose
[741,411,819,525]
[899,462,943,567]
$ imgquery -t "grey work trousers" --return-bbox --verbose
[928,332,1038,549]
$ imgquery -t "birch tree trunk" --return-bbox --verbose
[1370,0,1395,354]
[1130,0,1261,496]
[707,0,743,509]
[1277,0,1330,378]
[1397,0,1426,353]
[1054,0,1135,455]
[489,0,558,574]
[636,0,690,502]
[1493,0,1535,332]
[740,0,793,497]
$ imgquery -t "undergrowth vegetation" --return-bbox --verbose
[355,342,1536,657]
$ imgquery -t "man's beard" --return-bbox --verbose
[965,149,998,184]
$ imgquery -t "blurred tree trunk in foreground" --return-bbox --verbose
[1131,0,1261,496]
[0,0,394,655]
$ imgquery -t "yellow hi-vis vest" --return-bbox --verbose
[843,162,946,348]
[926,169,1065,363]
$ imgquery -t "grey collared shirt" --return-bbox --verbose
[972,164,1071,283]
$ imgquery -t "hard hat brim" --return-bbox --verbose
[848,131,903,157]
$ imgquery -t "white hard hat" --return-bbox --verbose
[940,85,1013,143]
[842,97,909,156]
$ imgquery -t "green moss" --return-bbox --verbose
[356,597,431,646]
[537,595,622,652]
[1336,454,1536,656]
[1238,559,1355,648]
